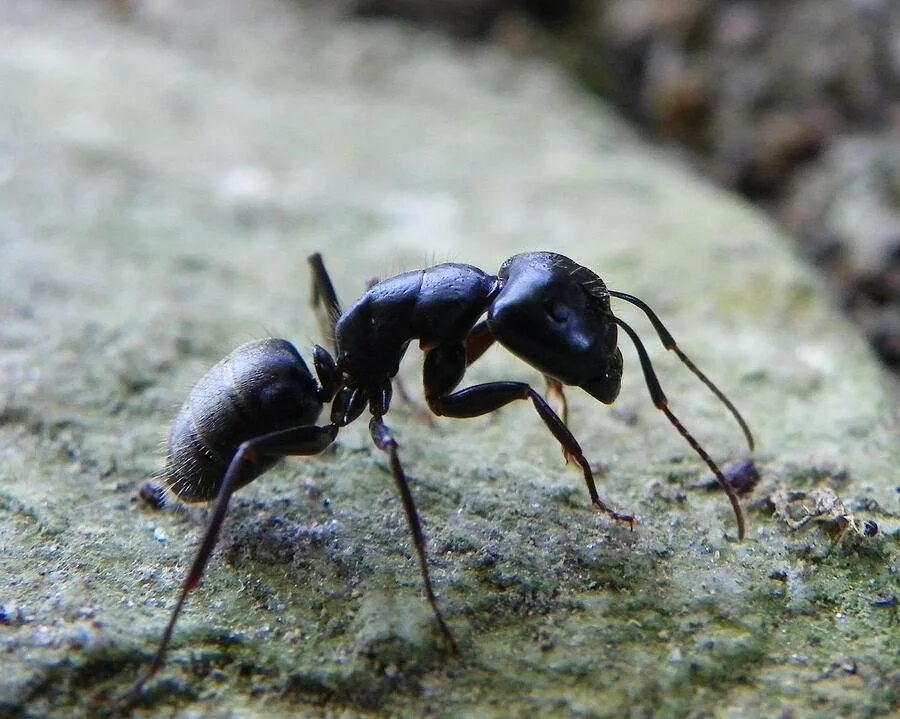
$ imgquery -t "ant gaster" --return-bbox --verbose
[123,251,753,699]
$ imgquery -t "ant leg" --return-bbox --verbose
[368,413,459,653]
[308,253,342,353]
[464,324,571,427]
[424,346,633,527]
[120,423,338,703]
[543,375,572,464]
[465,320,495,366]
[543,375,569,427]
[312,345,340,403]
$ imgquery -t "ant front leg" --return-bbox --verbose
[120,423,338,704]
[465,321,571,453]
[466,322,570,427]
[367,385,458,653]
[466,321,570,430]
[424,345,633,527]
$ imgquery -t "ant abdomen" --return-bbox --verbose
[164,338,324,503]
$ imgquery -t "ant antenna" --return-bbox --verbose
[613,315,747,540]
[609,291,754,452]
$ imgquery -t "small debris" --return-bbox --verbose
[724,459,762,496]
[691,458,761,496]
[0,604,30,626]
[536,630,555,652]
[850,497,883,513]
[870,591,897,609]
[769,486,878,544]
[139,480,168,509]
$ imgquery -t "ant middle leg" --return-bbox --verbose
[368,412,459,653]
[424,345,633,527]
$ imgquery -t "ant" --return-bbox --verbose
[121,251,753,700]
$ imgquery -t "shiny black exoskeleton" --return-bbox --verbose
[123,251,754,700]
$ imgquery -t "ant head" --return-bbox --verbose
[488,252,622,404]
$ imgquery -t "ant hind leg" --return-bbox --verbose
[118,423,338,705]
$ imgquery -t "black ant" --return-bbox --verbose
[121,251,753,700]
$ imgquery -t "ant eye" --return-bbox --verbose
[544,300,569,323]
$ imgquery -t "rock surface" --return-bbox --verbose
[0,1,896,718]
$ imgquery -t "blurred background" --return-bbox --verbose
[335,0,900,376]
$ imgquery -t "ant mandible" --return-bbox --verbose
[123,251,753,699]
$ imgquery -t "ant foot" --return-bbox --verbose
[609,511,636,530]
[591,500,636,530]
